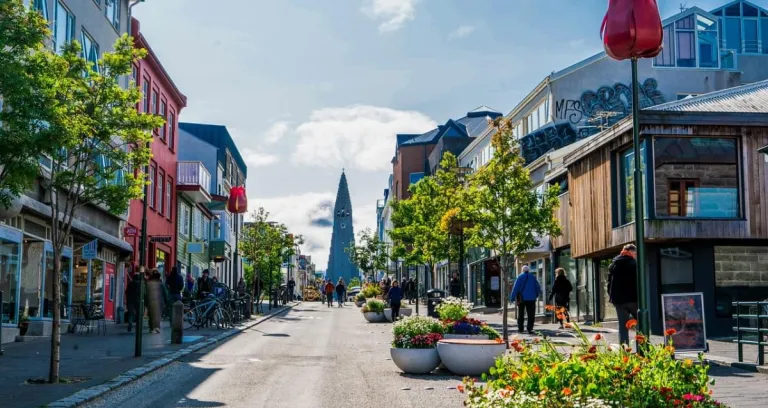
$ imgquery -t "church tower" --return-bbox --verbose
[326,170,359,284]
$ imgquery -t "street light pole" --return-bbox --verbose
[135,142,149,358]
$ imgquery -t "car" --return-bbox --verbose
[347,286,361,302]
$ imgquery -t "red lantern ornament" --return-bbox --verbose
[227,186,247,214]
[601,0,663,60]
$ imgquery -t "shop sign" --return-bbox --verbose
[151,235,173,243]
[82,239,98,260]
[187,242,205,254]
[298,256,308,270]
[661,292,707,353]
[124,226,138,237]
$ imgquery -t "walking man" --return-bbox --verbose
[387,280,404,321]
[449,272,462,298]
[510,265,542,334]
[324,280,335,308]
[608,244,639,344]
[406,277,416,304]
[336,278,346,307]
[288,277,296,302]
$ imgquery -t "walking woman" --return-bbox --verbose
[146,269,167,334]
[548,267,573,329]
[387,280,404,322]
[335,278,346,307]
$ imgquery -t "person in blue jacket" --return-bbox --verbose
[387,280,404,322]
[510,265,542,334]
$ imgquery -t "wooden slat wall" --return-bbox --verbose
[552,193,570,249]
[567,124,768,259]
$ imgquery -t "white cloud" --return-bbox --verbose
[362,0,418,33]
[449,25,476,39]
[291,105,435,172]
[264,121,290,144]
[241,147,279,167]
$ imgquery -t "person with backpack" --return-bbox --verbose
[335,278,346,307]
[608,244,639,345]
[548,267,573,329]
[324,280,335,308]
[510,265,542,334]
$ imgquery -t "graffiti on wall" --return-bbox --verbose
[522,78,665,164]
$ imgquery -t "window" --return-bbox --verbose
[659,247,695,294]
[676,16,696,67]
[166,178,172,219]
[617,141,647,225]
[80,31,99,74]
[160,100,167,141]
[142,79,150,113]
[53,2,75,54]
[409,172,425,185]
[151,89,158,115]
[202,217,210,242]
[743,18,758,53]
[168,110,176,150]
[33,0,48,20]
[653,137,739,219]
[158,173,164,215]
[724,17,742,52]
[654,24,676,66]
[179,204,190,238]
[104,0,120,30]
[149,164,156,209]
[697,15,719,68]
[193,209,201,239]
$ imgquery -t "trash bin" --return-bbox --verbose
[427,289,446,318]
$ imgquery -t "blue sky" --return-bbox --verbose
[133,0,739,270]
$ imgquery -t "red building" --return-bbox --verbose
[125,18,187,277]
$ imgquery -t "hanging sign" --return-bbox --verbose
[661,292,708,353]
[124,226,138,237]
[82,239,98,260]
[150,235,173,243]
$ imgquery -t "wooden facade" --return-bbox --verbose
[564,114,768,259]
[551,192,570,249]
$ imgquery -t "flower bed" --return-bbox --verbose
[443,317,500,340]
[360,283,382,299]
[362,299,387,323]
[435,296,473,321]
[391,315,445,374]
[460,319,725,408]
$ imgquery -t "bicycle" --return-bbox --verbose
[184,294,227,330]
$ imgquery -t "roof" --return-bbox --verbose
[648,79,768,113]
[178,123,248,177]
[131,18,187,108]
[398,107,501,147]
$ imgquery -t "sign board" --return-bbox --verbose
[186,242,205,254]
[298,256,308,270]
[123,226,138,237]
[82,239,98,260]
[490,276,500,291]
[661,292,707,352]
[150,235,173,243]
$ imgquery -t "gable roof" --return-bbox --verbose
[399,107,500,148]
[178,123,247,178]
[648,79,768,113]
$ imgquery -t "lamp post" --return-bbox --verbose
[450,165,474,300]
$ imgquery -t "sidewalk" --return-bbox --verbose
[469,309,768,372]
[0,301,289,408]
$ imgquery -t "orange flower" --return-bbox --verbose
[580,354,597,362]
[563,323,573,329]
[562,387,573,396]
[556,313,565,320]
[545,305,556,311]
[635,334,647,345]
[665,328,677,336]
[533,337,541,344]
[533,365,541,373]
[457,384,464,393]
[495,337,503,344]
[594,333,603,341]
[505,385,513,391]
[665,345,676,354]
[622,356,629,364]
[626,319,638,330]
[512,372,521,380]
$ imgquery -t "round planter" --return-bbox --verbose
[355,300,365,307]
[384,308,413,322]
[390,347,441,374]
[363,312,387,323]
[437,339,506,376]
[443,333,489,340]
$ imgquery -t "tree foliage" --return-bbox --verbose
[239,207,302,293]
[465,118,561,343]
[344,227,386,282]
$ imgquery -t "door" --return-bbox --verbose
[485,260,501,308]
[103,263,115,320]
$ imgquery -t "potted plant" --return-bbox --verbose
[443,317,501,340]
[362,299,387,323]
[360,283,382,301]
[391,315,444,374]
[18,312,30,336]
[355,293,366,307]
[437,337,506,376]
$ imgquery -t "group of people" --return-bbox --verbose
[323,278,347,307]
[510,243,639,344]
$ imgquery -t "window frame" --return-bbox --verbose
[179,204,190,238]
[616,140,649,226]
[166,177,172,220]
[104,0,120,31]
[168,110,176,151]
[159,99,167,142]
[148,163,156,210]
[53,1,75,55]
[80,29,100,74]
[667,179,700,217]
[157,171,165,216]
[142,77,150,113]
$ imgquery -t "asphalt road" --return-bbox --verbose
[82,302,466,408]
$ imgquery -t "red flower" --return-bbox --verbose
[594,333,604,341]
[635,334,647,345]
[601,0,663,60]
[588,345,597,354]
[625,319,638,330]
[622,356,629,364]
[665,328,677,336]
[457,384,464,393]
[562,387,573,396]
[580,354,597,362]
[533,365,541,373]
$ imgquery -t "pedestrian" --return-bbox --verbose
[608,244,639,345]
[146,269,167,334]
[406,277,416,304]
[237,277,246,297]
[336,278,346,307]
[510,265,542,334]
[125,270,145,333]
[288,277,296,302]
[167,266,184,304]
[253,275,264,312]
[184,273,195,299]
[324,280,335,308]
[197,269,213,299]
[380,279,388,299]
[449,272,462,298]
[548,267,573,329]
[387,280,404,322]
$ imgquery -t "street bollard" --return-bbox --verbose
[171,300,183,344]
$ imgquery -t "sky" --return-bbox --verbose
[133,0,736,271]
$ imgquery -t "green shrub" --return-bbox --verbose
[355,293,366,302]
[479,324,500,340]
[361,283,382,299]
[461,322,723,407]
[392,315,445,349]
[436,296,473,321]
[362,299,386,314]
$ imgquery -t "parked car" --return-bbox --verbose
[347,286,361,302]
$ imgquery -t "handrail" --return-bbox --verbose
[732,300,768,366]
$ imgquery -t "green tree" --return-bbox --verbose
[344,227,386,282]
[348,277,361,289]
[0,1,59,208]
[465,118,561,344]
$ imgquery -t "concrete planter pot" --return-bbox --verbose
[442,333,489,340]
[384,308,413,322]
[355,300,365,307]
[390,347,441,374]
[437,339,506,376]
[363,312,387,323]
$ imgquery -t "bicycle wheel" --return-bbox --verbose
[184,304,205,329]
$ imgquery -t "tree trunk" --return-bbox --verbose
[500,254,509,347]
[49,253,62,383]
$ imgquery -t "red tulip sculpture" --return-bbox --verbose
[601,0,663,60]
[227,186,247,214]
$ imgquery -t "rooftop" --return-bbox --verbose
[648,79,768,113]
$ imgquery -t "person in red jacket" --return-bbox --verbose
[324,280,335,308]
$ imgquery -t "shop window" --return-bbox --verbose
[0,236,21,324]
[653,137,739,219]
[659,247,695,294]
[617,141,647,225]
[90,260,104,304]
[20,241,44,318]
[156,250,166,275]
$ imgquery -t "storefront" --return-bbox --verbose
[1,224,22,326]
[72,245,118,321]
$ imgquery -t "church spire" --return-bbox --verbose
[327,170,358,283]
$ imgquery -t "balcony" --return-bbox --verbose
[177,162,212,203]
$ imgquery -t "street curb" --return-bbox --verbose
[704,355,768,375]
[46,302,299,408]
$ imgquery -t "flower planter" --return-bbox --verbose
[437,339,506,376]
[384,308,413,322]
[363,312,387,323]
[355,300,365,307]
[390,347,441,374]
[442,333,488,340]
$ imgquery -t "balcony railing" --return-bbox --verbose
[177,161,212,203]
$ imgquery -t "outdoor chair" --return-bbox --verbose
[77,303,106,335]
